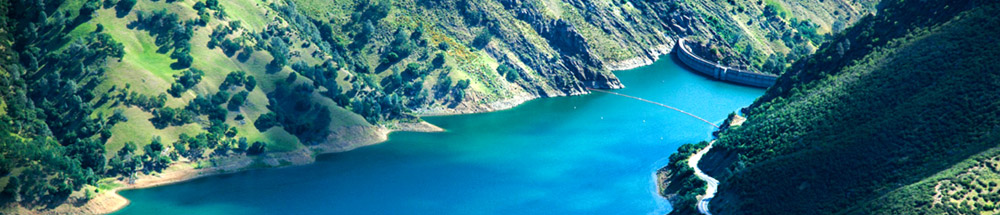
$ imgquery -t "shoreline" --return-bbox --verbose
[656,114,746,214]
[22,44,677,215]
[16,122,443,215]
[688,140,720,215]
[417,42,676,117]
[604,43,675,71]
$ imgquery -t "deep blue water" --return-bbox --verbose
[115,56,764,214]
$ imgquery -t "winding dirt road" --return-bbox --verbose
[688,140,719,215]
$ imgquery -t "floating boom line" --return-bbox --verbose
[587,88,719,128]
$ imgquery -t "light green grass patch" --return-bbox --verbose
[218,0,272,31]
[96,178,123,192]
[0,97,6,116]
[90,8,180,82]
[258,127,302,152]
[104,107,203,158]
[287,0,355,21]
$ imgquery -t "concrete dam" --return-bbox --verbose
[676,38,777,88]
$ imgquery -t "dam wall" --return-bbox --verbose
[676,38,778,88]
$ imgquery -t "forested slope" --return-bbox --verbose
[662,0,1000,214]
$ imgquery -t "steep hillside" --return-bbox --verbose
[661,0,877,74]
[661,0,1000,214]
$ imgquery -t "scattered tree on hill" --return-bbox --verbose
[168,68,204,97]
[472,28,492,48]
[497,64,520,82]
[116,0,137,15]
[219,71,248,90]
[247,141,267,155]
[268,37,289,68]
[228,90,249,110]
[206,0,220,10]
[254,112,280,130]
[433,52,446,67]
[438,42,450,51]
[245,75,258,91]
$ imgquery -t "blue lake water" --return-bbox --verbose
[115,55,764,214]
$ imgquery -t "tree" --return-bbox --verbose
[1,177,19,203]
[472,28,492,48]
[80,0,102,19]
[359,20,376,43]
[247,141,267,155]
[237,137,248,152]
[172,140,187,158]
[206,0,220,10]
[109,108,127,124]
[239,46,254,60]
[146,137,164,156]
[117,0,137,15]
[213,90,231,105]
[268,37,289,68]
[119,141,137,158]
[505,69,521,82]
[193,1,206,11]
[175,54,193,68]
[285,72,298,83]
[228,91,249,110]
[168,82,185,97]
[254,112,280,130]
[433,52,446,67]
[245,76,257,91]
[455,79,470,90]
[411,24,425,40]
[438,75,452,92]
[69,139,107,173]
[387,29,414,63]
[186,134,208,159]
[225,127,238,138]
[219,71,247,90]
[453,80,470,102]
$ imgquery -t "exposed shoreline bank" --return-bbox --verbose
[22,44,677,215]
[15,122,443,215]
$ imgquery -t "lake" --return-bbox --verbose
[115,55,764,214]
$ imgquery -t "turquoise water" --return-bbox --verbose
[115,56,764,214]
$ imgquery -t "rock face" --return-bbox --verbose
[494,0,627,94]
[404,0,874,114]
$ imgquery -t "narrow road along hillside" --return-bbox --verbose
[688,140,719,215]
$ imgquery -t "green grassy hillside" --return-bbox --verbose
[662,0,1000,214]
